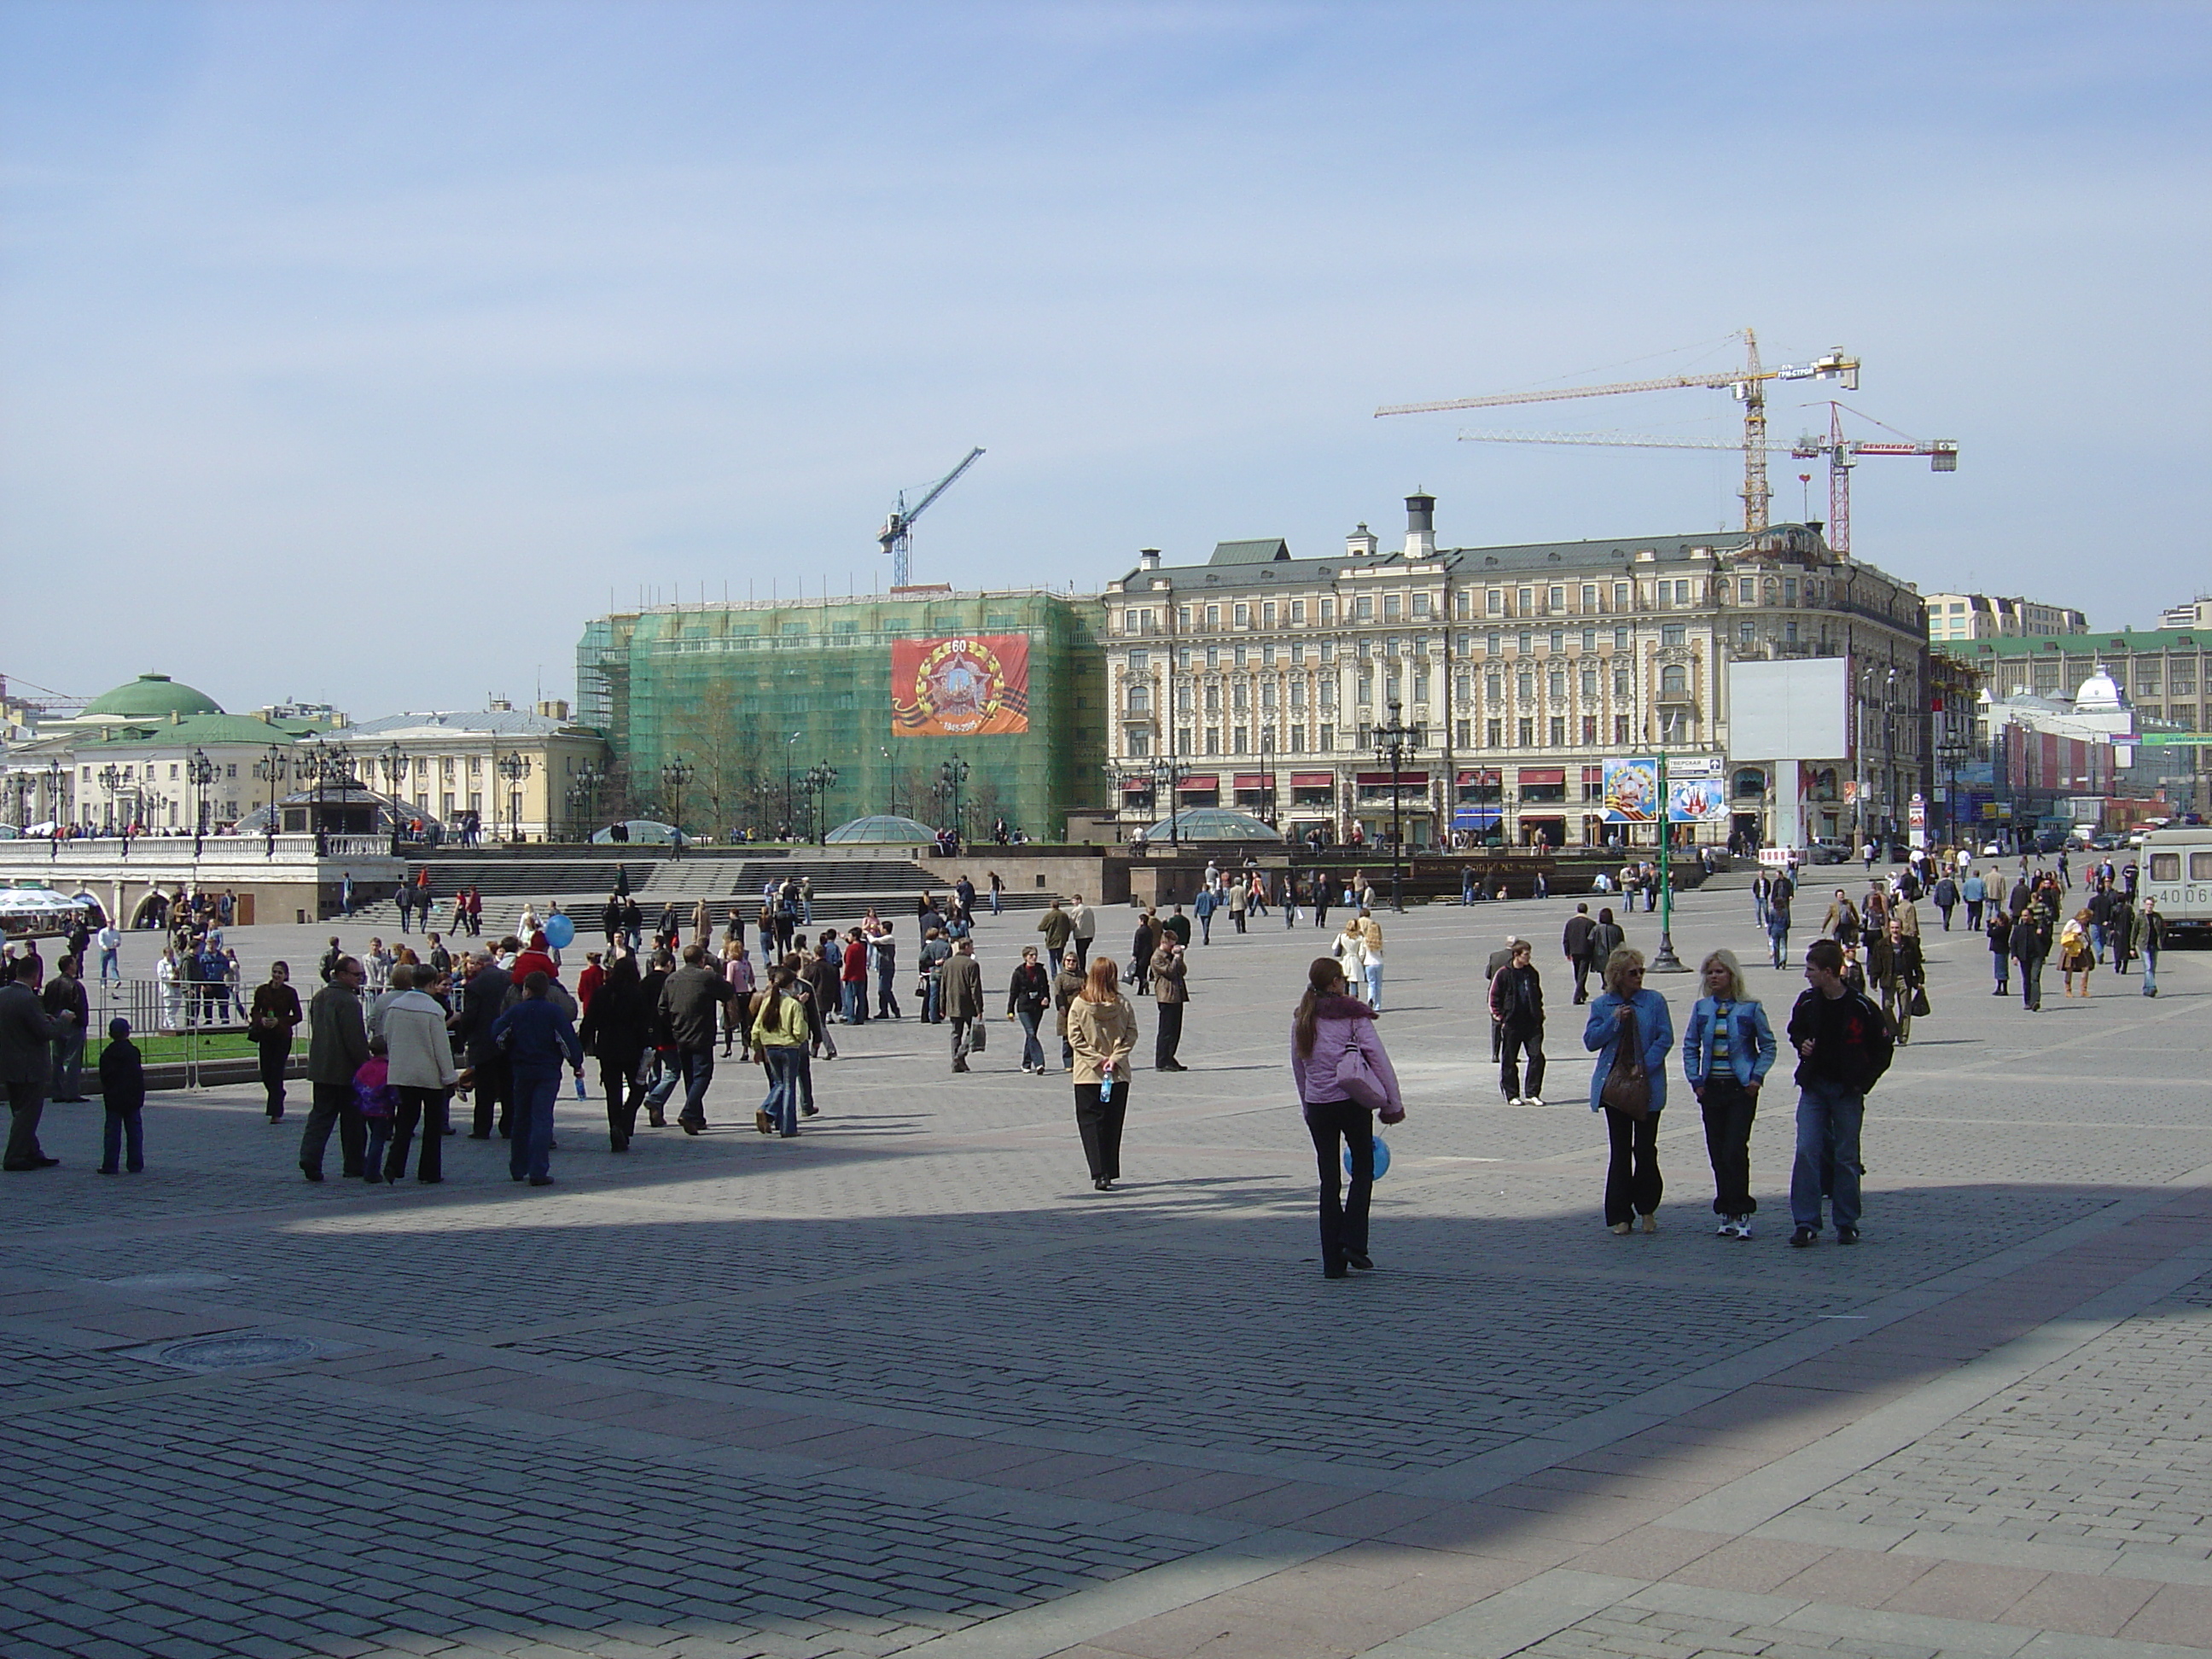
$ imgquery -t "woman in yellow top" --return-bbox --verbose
[750,967,812,1138]
[1067,956,1138,1190]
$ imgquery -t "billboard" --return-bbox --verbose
[1600,757,1660,823]
[1727,657,1851,761]
[1665,755,1728,824]
[891,635,1031,736]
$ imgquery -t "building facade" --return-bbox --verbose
[579,590,1106,841]
[1103,498,1932,851]
[337,705,610,841]
[1924,591,2089,645]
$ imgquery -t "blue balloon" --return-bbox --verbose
[543,913,576,949]
[1346,1135,1391,1180]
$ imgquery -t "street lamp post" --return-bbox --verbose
[568,762,602,842]
[186,748,217,841]
[938,754,969,847]
[43,760,65,830]
[496,750,532,843]
[783,732,802,835]
[1651,751,1685,973]
[1371,698,1419,912]
[660,757,693,839]
[803,762,840,843]
[1149,757,1188,847]
[98,765,121,833]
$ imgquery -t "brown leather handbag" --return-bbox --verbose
[1599,1004,1651,1121]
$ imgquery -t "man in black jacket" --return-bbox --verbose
[2,956,75,1170]
[1561,905,1596,1005]
[1784,939,1893,1247]
[659,945,732,1133]
[452,953,513,1138]
[300,956,370,1181]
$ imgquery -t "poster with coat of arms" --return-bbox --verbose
[891,636,1030,736]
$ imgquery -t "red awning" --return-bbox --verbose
[1289,771,1335,789]
[1581,765,1605,784]
[1517,767,1566,787]
[1121,777,1152,793]
[1356,771,1429,787]
[1179,774,1219,791]
[1231,772,1271,791]
[1457,769,1502,787]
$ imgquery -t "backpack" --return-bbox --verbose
[352,1057,398,1119]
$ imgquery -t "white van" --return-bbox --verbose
[2140,827,2212,944]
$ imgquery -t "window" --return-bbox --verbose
[1486,632,1502,657]
[1548,670,1567,701]
[1739,620,1757,646]
[468,756,481,776]
[1486,719,1502,747]
[1127,731,1151,757]
[1581,714,1598,743]
[2150,853,2180,881]
[1516,672,1535,701]
[1455,589,1473,618]
[1613,714,1630,744]
[1128,650,1149,672]
[1204,728,1220,755]
[1127,684,1150,713]
[1549,585,1566,613]
[1784,577,1799,606]
[1351,594,1371,620]
[1204,605,1220,627]
[1320,725,1335,751]
[1231,727,1248,754]
[1738,575,1755,603]
[1319,641,1334,664]
[1517,718,1534,747]
[1518,630,1534,655]
[1784,621,1799,644]
[1260,683,1277,712]
[1580,627,1596,652]
[1412,667,1430,701]
[1233,603,1250,627]
[1177,647,1193,669]
[1289,724,1306,752]
[1203,684,1220,713]
[2193,852,2212,881]
[1613,582,1631,610]
[1580,667,1598,698]
[1206,645,1220,668]
[1614,626,1630,650]
[1661,665,1688,696]
[1519,587,1534,614]
[1319,598,1335,624]
[1661,624,1686,647]
[1234,645,1249,667]
[1550,716,1567,746]
[1487,589,1504,616]
[1263,644,1278,668]
[1357,669,1373,704]
[1261,602,1276,627]
[1290,599,1306,623]
[1947,601,1965,614]
[1412,591,1431,617]
[1178,605,1192,628]
[1384,593,1402,620]
[1550,629,1564,653]
[1615,667,1633,698]
[1485,674,1503,704]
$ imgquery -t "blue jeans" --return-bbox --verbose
[1993,952,2009,991]
[990,892,1002,915]
[1365,963,1384,1010]
[1753,896,1768,928]
[1016,1008,1045,1069]
[99,948,119,983]
[677,1045,715,1126]
[841,981,867,1023]
[101,1106,144,1173]
[1768,920,1790,967]
[509,1071,560,1179]
[2144,952,2158,995]
[876,966,901,1019]
[1790,1079,1864,1232]
[761,1046,802,1134]
[2087,922,2105,964]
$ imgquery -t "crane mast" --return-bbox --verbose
[878,446,985,588]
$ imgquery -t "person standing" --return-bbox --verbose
[660,943,734,1133]
[378,965,459,1184]
[2109,891,2137,978]
[1007,946,1051,1074]
[454,951,513,1138]
[492,971,584,1185]
[1785,939,1895,1246]
[95,1017,147,1174]
[579,948,651,1150]
[1682,949,1777,1240]
[43,955,90,1103]
[871,924,902,1020]
[1068,894,1097,969]
[918,926,952,1023]
[1750,870,1773,931]
[1485,934,1519,1062]
[1562,904,1597,1005]
[249,962,303,1121]
[1051,946,1086,1072]
[943,937,984,1072]
[1489,940,1545,1105]
[2141,897,2165,996]
[748,967,812,1137]
[1228,879,1248,934]
[1289,955,1403,1278]
[1583,946,1674,1235]
[2,956,73,1171]
[1067,956,1137,1191]
[1151,938,1189,1071]
[2058,910,2095,998]
[96,920,121,986]
[2012,894,2052,1011]
[1987,907,2012,997]
[300,956,370,1182]
[1129,910,1159,995]
[1334,917,1374,1008]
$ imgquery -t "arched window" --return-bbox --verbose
[1732,766,1767,799]
[1660,664,1688,696]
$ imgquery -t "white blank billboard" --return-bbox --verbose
[1729,657,1849,761]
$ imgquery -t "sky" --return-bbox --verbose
[4,1,2209,719]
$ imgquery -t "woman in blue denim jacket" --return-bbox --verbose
[1681,948,1779,1240]
[1583,946,1675,1235]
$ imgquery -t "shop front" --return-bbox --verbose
[1353,770,1434,848]
[1516,767,1569,848]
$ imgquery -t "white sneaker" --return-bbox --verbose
[1526,1094,1545,1108]
[1505,1095,1523,1106]
[1735,1218,1755,1240]
[1715,1217,1739,1237]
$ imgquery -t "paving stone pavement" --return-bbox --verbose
[3,880,2210,1658]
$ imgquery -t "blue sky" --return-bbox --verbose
[4,2,2208,716]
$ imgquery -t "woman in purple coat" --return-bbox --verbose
[1289,957,1405,1279]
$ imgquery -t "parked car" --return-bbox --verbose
[1807,839,1853,864]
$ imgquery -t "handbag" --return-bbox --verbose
[1599,1004,1651,1120]
[969,1019,987,1052]
[1335,1031,1402,1123]
[1910,986,1930,1017]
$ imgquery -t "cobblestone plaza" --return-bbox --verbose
[3,883,2209,1659]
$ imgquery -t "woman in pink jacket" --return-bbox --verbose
[1289,957,1405,1278]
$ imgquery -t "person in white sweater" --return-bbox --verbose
[374,963,460,1185]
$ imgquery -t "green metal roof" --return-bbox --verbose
[1209,539,1292,565]
[1945,627,2206,659]
[81,673,222,719]
[82,713,317,748]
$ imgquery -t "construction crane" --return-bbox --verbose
[878,446,985,588]
[1453,400,1956,556]
[1377,329,1859,532]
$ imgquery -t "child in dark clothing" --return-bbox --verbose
[97,1017,146,1174]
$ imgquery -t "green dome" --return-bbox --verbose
[83,673,223,720]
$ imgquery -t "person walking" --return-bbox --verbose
[1766,879,1795,969]
[1193,885,1217,944]
[1562,904,1597,1005]
[748,967,812,1137]
[2058,909,2095,998]
[1583,946,1674,1235]
[660,943,734,1133]
[1785,939,1895,1246]
[43,955,90,1102]
[1820,890,1860,947]
[1035,899,1074,962]
[95,1017,147,1174]
[1228,879,1248,934]
[1887,921,1925,1045]
[1750,870,1773,931]
[1987,907,2012,997]
[492,971,584,1185]
[1067,956,1137,1190]
[2109,892,2138,978]
[1962,870,1987,932]
[454,950,514,1138]
[1589,907,1626,975]
[1933,872,1959,932]
[1068,895,1097,968]
[1682,948,1777,1240]
[248,962,303,1121]
[2012,894,2052,1011]
[2141,896,2165,997]
[299,956,370,1182]
[1489,939,1545,1105]
[1334,916,1374,1008]
[1007,946,1051,1074]
[943,937,985,1072]
[95,920,121,986]
[377,964,459,1184]
[1151,938,1189,1071]
[1289,955,1403,1278]
[1051,946,1086,1072]
[579,948,651,1150]
[2,956,74,1171]
[1358,910,1386,1011]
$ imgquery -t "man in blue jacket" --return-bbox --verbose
[492,971,583,1187]
[1683,947,1778,1240]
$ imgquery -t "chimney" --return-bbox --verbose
[1138,548,1161,571]
[1345,522,1379,559]
[1404,492,1435,558]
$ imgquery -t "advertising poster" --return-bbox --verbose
[1600,757,1659,823]
[891,635,1031,736]
[1665,756,1727,824]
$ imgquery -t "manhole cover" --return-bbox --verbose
[154,1334,319,1371]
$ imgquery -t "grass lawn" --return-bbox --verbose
[85,1033,277,1066]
